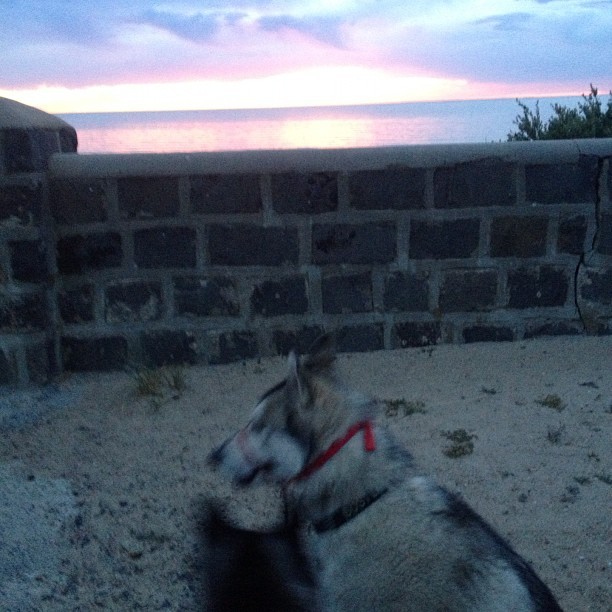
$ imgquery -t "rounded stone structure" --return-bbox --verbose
[1,97,78,385]
[1,97,77,173]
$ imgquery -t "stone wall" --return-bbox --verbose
[1,111,611,384]
[0,99,77,385]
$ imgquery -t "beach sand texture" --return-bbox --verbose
[1,335,610,610]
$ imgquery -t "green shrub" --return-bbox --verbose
[507,85,612,141]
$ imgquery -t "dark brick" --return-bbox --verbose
[134,227,196,269]
[57,233,122,274]
[213,331,258,364]
[581,269,612,304]
[322,273,372,314]
[463,326,514,343]
[141,330,196,367]
[191,174,261,214]
[58,285,95,324]
[409,219,479,259]
[597,213,612,255]
[4,130,32,172]
[105,281,163,323]
[251,277,308,317]
[313,223,396,264]
[524,321,583,339]
[50,179,109,224]
[508,267,568,309]
[26,339,55,384]
[525,158,598,204]
[59,127,78,153]
[273,326,325,355]
[62,336,127,371]
[336,324,384,352]
[4,130,32,173]
[558,216,587,255]
[349,168,426,210]
[30,130,62,169]
[0,291,47,331]
[209,225,298,266]
[384,272,429,312]
[439,270,497,312]
[0,347,18,385]
[272,172,338,213]
[0,182,43,225]
[4,129,60,173]
[490,217,547,258]
[434,160,516,208]
[9,240,48,282]
[392,321,441,348]
[174,276,239,317]
[118,177,179,219]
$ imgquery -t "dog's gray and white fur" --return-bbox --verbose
[210,334,563,611]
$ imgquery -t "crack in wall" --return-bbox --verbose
[573,155,604,332]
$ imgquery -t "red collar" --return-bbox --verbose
[288,420,376,484]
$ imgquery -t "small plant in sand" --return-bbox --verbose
[535,394,565,411]
[134,367,165,397]
[441,429,476,458]
[594,472,612,485]
[560,485,580,504]
[132,365,187,408]
[573,476,591,485]
[383,398,427,417]
[546,424,566,445]
[164,366,186,395]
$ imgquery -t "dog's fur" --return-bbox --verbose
[210,335,563,611]
[197,502,319,611]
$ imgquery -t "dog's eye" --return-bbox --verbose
[251,420,265,433]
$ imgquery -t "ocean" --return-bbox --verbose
[59,96,582,154]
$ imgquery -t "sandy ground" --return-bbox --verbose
[1,335,611,611]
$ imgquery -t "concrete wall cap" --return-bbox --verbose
[0,97,75,131]
[48,138,612,178]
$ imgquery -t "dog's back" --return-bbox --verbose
[197,504,318,611]
[297,449,563,611]
[209,334,563,611]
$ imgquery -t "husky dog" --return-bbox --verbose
[196,502,318,611]
[210,334,563,611]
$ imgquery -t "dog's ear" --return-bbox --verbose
[303,333,336,374]
[286,350,306,403]
[286,334,335,403]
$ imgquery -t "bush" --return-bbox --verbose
[507,84,612,141]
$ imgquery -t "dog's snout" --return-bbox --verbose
[207,442,226,466]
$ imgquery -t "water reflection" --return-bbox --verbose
[75,115,459,153]
[65,98,580,154]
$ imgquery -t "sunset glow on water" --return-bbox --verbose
[60,97,582,154]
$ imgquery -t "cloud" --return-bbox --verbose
[474,13,533,31]
[2,0,133,46]
[1,0,611,95]
[257,14,346,47]
[383,4,612,84]
[137,9,252,42]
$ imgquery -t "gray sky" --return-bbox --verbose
[1,0,610,112]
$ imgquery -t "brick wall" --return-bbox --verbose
[2,134,612,384]
[0,113,78,385]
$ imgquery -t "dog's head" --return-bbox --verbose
[209,334,338,485]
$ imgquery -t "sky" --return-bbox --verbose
[1,0,611,114]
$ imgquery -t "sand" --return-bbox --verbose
[1,335,611,611]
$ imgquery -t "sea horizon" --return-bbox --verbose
[58,95,584,154]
